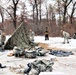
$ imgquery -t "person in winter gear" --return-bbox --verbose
[45,27,49,40]
[1,33,6,45]
[61,30,70,44]
[29,29,35,42]
[73,33,76,39]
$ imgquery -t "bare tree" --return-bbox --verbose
[34,0,39,25]
[12,0,20,28]
[29,0,35,22]
[48,5,55,21]
[19,2,27,22]
[0,0,10,31]
[6,0,20,29]
[38,0,44,23]
[43,0,48,25]
[28,0,44,34]
[70,1,76,24]
[62,0,72,24]
[55,0,63,25]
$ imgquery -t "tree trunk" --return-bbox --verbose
[70,2,76,24]
[33,5,35,22]
[63,6,67,24]
[39,0,42,23]
[13,5,17,29]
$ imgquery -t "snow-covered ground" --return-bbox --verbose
[0,36,76,75]
[34,36,76,51]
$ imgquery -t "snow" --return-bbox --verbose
[34,36,76,51]
[0,36,76,75]
[39,72,64,75]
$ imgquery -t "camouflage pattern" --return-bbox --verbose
[1,33,6,45]
[0,30,2,46]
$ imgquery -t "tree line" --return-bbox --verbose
[0,0,76,36]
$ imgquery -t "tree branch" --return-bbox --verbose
[0,5,14,20]
[67,0,72,6]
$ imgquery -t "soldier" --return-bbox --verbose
[45,27,49,40]
[0,30,2,51]
[29,29,35,42]
[61,30,70,44]
[73,33,76,39]
[1,33,6,45]
[0,30,2,45]
[0,30,6,51]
